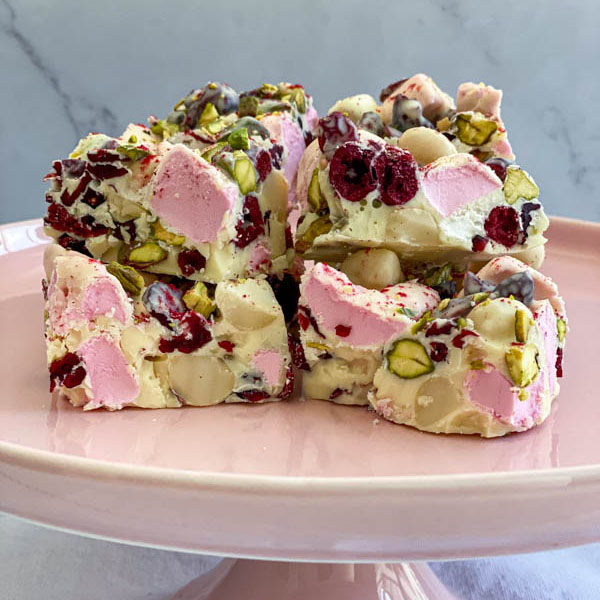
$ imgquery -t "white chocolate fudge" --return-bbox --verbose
[44,246,293,410]
[369,257,567,437]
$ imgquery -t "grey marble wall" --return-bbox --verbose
[1,0,598,223]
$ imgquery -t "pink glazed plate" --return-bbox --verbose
[0,218,599,563]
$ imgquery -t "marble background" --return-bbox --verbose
[0,0,599,224]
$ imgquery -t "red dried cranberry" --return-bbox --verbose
[49,352,86,392]
[335,324,352,337]
[234,195,265,249]
[329,388,346,400]
[255,149,272,181]
[177,249,207,276]
[218,340,235,353]
[87,149,122,163]
[298,305,325,338]
[373,146,419,206]
[288,334,310,371]
[556,347,564,378]
[484,157,512,182]
[452,329,478,348]
[425,321,453,337]
[277,366,295,399]
[113,220,137,242]
[285,225,294,249]
[329,142,377,202]
[60,172,92,206]
[80,186,106,208]
[57,234,90,256]
[472,235,488,252]
[429,342,448,362]
[159,311,212,354]
[298,312,310,331]
[484,206,522,248]
[62,159,86,178]
[45,202,108,238]
[318,112,358,160]
[237,389,271,402]
[86,163,128,180]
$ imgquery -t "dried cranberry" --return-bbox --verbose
[329,388,346,400]
[335,324,352,337]
[60,172,92,207]
[472,235,488,252]
[380,79,407,103]
[86,163,128,180]
[520,202,541,233]
[159,311,212,354]
[234,195,265,248]
[452,329,478,348]
[329,142,377,202]
[484,206,522,248]
[218,340,235,353]
[425,321,453,337]
[45,202,108,238]
[285,225,294,249]
[237,389,271,402]
[317,112,358,160]
[87,149,122,163]
[429,342,448,362]
[255,149,273,181]
[298,312,310,331]
[298,305,325,338]
[57,234,90,256]
[268,274,300,322]
[288,334,310,371]
[62,159,86,178]
[49,352,86,392]
[277,366,295,399]
[556,347,564,378]
[484,157,513,182]
[113,220,137,242]
[177,249,207,276]
[142,281,186,328]
[80,186,106,208]
[373,146,419,206]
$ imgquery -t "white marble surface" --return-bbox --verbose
[0,0,599,223]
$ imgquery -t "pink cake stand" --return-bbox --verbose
[1,218,599,599]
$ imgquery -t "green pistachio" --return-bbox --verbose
[295,215,333,254]
[198,102,219,127]
[455,113,498,146]
[183,282,216,317]
[505,343,539,388]
[469,360,486,370]
[106,261,144,296]
[556,317,567,343]
[128,242,167,267]
[307,168,324,212]
[515,309,533,343]
[233,151,257,194]
[238,96,259,118]
[228,127,250,150]
[150,119,179,139]
[153,221,185,246]
[387,339,434,379]
[117,144,150,161]
[503,167,539,205]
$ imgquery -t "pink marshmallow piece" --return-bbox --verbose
[421,155,502,217]
[151,145,238,244]
[252,349,284,388]
[79,334,139,410]
[457,82,502,119]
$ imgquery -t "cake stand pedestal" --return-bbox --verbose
[171,559,455,600]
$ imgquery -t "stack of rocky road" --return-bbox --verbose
[42,74,567,437]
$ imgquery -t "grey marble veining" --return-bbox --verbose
[1,0,599,223]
